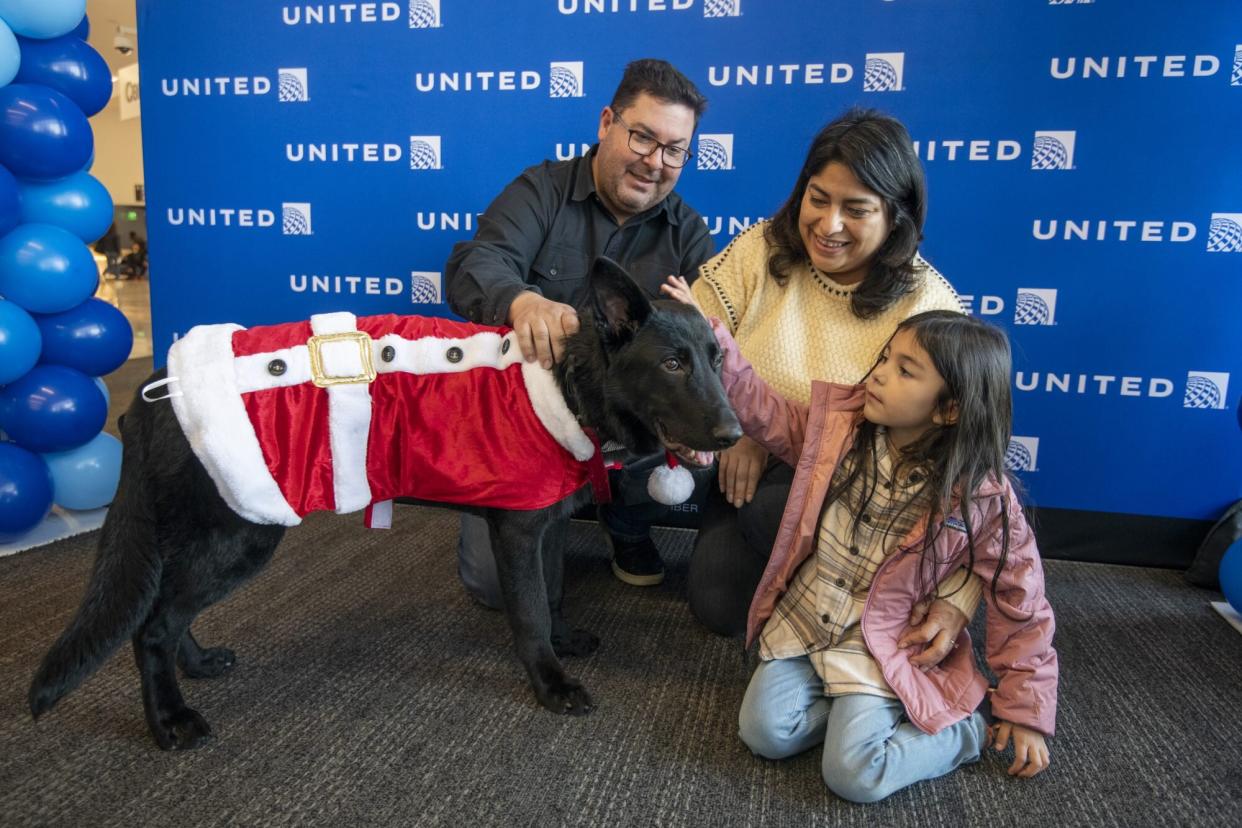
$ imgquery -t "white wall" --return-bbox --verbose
[89,87,143,207]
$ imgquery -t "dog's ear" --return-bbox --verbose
[588,256,652,343]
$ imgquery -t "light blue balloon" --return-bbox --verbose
[0,18,18,87]
[43,430,121,510]
[0,297,42,384]
[0,222,98,313]
[19,172,114,242]
[0,0,87,39]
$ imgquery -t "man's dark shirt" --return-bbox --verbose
[445,147,715,325]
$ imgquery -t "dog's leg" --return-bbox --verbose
[133,601,211,751]
[177,629,236,679]
[543,517,599,658]
[489,510,594,715]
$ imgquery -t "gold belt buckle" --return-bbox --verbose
[306,331,376,387]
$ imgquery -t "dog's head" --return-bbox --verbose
[576,257,741,465]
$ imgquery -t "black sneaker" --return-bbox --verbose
[607,534,665,586]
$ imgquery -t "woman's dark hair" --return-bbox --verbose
[765,108,926,319]
[610,59,708,127]
[826,311,1023,614]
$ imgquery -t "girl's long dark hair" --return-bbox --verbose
[826,310,1021,613]
[764,108,926,320]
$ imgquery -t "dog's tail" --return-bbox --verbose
[29,411,162,719]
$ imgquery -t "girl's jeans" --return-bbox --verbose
[738,655,988,803]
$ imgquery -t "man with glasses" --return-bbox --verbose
[446,59,714,607]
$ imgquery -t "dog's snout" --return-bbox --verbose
[712,422,743,449]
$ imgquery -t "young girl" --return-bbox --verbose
[664,277,1058,802]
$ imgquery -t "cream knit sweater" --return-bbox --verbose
[692,221,963,404]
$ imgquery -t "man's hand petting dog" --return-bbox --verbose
[508,292,580,368]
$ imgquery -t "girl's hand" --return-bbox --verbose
[991,721,1050,778]
[660,275,705,316]
[717,435,768,508]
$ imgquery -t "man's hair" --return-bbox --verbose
[609,59,707,127]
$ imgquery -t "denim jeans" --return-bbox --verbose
[738,656,988,803]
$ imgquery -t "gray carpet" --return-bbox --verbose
[2,504,1240,827]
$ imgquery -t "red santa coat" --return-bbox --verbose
[164,311,598,527]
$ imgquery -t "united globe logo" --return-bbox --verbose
[409,136,442,170]
[277,68,309,102]
[282,203,313,235]
[863,53,904,92]
[1005,437,1039,472]
[704,0,741,17]
[1232,45,1241,86]
[1014,289,1057,325]
[697,134,733,170]
[409,0,440,28]
[410,271,442,304]
[1031,131,1075,170]
[1206,213,1242,252]
[549,62,584,98]
[1183,372,1229,410]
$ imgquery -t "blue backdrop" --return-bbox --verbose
[136,0,1242,525]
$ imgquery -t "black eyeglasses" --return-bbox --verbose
[610,109,693,169]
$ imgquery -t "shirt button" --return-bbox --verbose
[267,359,286,376]
[861,513,872,523]
[820,614,831,625]
[549,267,558,276]
[835,577,847,587]
[446,347,463,363]
[849,546,860,556]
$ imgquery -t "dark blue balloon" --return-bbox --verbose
[35,297,133,376]
[0,442,54,541]
[0,163,18,237]
[69,14,89,40]
[0,84,93,180]
[15,34,113,118]
[0,298,43,385]
[0,364,106,453]
[18,171,114,242]
[0,223,99,313]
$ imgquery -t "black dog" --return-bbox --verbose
[29,258,741,750]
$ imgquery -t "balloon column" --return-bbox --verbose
[0,1,130,542]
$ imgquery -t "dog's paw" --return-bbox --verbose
[181,647,236,679]
[152,707,214,751]
[551,629,600,658]
[535,678,594,716]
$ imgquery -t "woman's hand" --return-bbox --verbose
[717,435,768,508]
[992,721,1051,778]
[660,275,705,317]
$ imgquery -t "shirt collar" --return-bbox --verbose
[571,145,680,226]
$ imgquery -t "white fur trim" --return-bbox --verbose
[310,313,373,514]
[373,330,523,375]
[167,324,301,526]
[520,361,594,462]
[648,463,695,505]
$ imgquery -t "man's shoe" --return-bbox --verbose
[607,534,665,586]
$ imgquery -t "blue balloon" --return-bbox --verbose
[0,364,106,452]
[43,429,120,510]
[92,375,108,407]
[0,163,18,237]
[0,441,54,540]
[0,223,98,313]
[0,298,42,384]
[0,0,87,39]
[1222,539,1242,614]
[35,297,132,375]
[14,34,112,117]
[0,84,92,180]
[68,13,88,41]
[0,18,18,87]
[18,171,113,242]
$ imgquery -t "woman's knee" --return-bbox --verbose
[738,704,804,760]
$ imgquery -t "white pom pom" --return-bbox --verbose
[648,461,695,505]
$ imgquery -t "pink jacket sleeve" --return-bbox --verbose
[971,485,1059,736]
[709,317,809,467]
